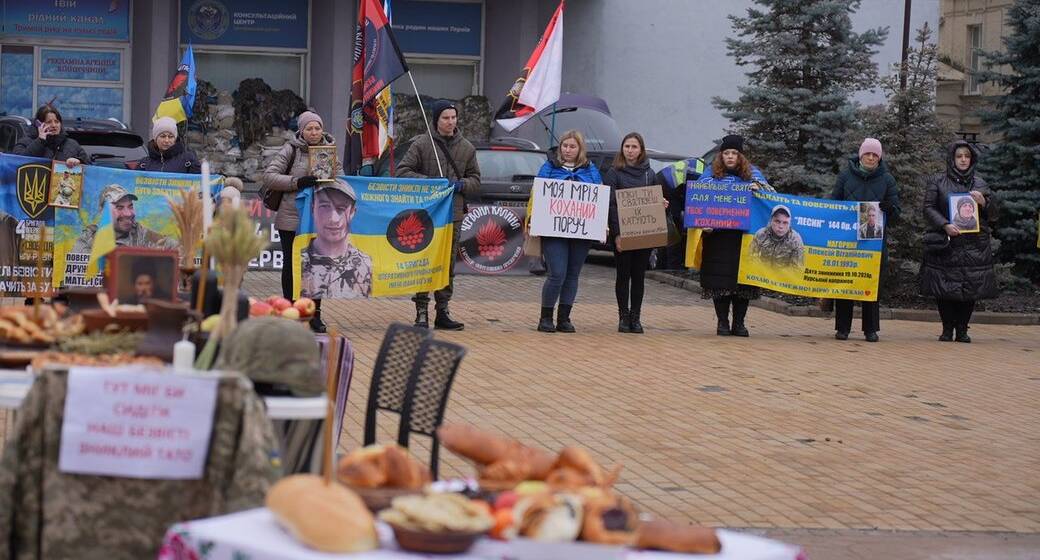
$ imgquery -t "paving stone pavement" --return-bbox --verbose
[241,256,1040,558]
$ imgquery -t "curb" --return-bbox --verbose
[645,271,1040,326]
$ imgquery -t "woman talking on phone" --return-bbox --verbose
[13,105,88,167]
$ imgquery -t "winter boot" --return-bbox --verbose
[556,304,576,333]
[414,303,429,329]
[730,298,750,337]
[434,307,465,331]
[938,323,954,342]
[537,306,556,333]
[618,308,631,333]
[308,308,327,333]
[713,297,731,336]
[955,324,971,343]
[629,310,644,334]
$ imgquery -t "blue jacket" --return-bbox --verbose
[536,160,602,183]
[136,140,201,174]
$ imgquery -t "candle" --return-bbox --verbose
[201,161,213,236]
[173,338,196,371]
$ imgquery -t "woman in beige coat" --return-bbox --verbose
[261,110,342,332]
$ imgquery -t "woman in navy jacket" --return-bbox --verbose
[527,129,602,333]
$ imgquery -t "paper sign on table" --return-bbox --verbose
[59,366,219,479]
[529,177,610,242]
[616,185,668,251]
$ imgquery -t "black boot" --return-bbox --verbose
[730,298,750,337]
[938,324,954,342]
[713,297,731,336]
[538,306,556,333]
[434,307,465,331]
[556,304,576,333]
[618,308,631,333]
[629,310,644,334]
[308,308,327,333]
[955,324,971,343]
[414,303,429,329]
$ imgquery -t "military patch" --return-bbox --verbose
[386,209,433,254]
[16,163,51,219]
[458,205,524,274]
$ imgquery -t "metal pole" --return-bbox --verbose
[899,0,912,90]
[407,71,445,178]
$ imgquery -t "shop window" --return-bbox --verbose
[409,61,477,100]
[1,44,128,122]
[1,45,34,118]
[195,51,305,95]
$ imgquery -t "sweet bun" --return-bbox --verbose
[266,474,378,553]
[553,447,605,485]
[384,444,432,490]
[635,519,721,554]
[579,490,640,546]
[511,493,584,542]
[337,444,389,488]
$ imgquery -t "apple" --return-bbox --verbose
[249,301,273,317]
[293,297,316,317]
[270,297,293,312]
[280,307,301,320]
[493,490,518,511]
[266,295,282,305]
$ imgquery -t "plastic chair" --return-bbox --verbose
[398,338,466,479]
[362,323,432,448]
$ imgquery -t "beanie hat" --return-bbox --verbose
[859,138,883,159]
[216,317,323,397]
[431,100,457,124]
[719,134,744,153]
[151,117,178,141]
[297,110,323,131]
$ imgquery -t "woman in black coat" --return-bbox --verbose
[604,132,660,334]
[13,105,88,165]
[830,138,900,343]
[919,140,998,343]
[136,116,201,174]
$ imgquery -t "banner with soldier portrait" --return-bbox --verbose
[0,154,55,296]
[52,165,220,289]
[292,176,454,299]
[737,190,884,302]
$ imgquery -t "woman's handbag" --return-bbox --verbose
[665,218,682,247]
[923,231,951,254]
[523,234,541,257]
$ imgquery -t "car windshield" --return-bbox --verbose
[475,150,545,181]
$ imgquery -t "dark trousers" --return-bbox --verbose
[614,247,652,312]
[712,295,749,325]
[834,300,880,334]
[413,221,461,310]
[936,299,976,329]
[279,229,320,311]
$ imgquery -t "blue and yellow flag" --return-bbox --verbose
[85,199,116,279]
[292,177,454,299]
[153,45,196,123]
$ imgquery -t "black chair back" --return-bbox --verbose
[362,323,432,447]
[397,338,466,479]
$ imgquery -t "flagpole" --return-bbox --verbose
[406,71,444,178]
[549,102,557,148]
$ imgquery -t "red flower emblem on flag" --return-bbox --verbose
[395,212,425,249]
[476,220,506,258]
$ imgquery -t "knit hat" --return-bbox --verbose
[859,138,883,159]
[297,110,323,131]
[719,134,744,153]
[216,316,323,397]
[151,117,178,141]
[431,100,457,124]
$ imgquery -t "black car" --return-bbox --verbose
[0,115,147,168]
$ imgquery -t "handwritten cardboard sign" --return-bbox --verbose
[529,177,610,242]
[616,185,668,251]
[59,367,219,479]
[684,180,754,230]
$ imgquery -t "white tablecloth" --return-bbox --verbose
[160,508,804,560]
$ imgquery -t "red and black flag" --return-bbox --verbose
[346,0,409,174]
[495,1,564,132]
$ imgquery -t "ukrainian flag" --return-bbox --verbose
[85,200,116,279]
[292,177,454,299]
[153,45,197,123]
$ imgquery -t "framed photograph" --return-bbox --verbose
[856,201,884,241]
[948,194,980,234]
[107,247,179,304]
[308,145,338,182]
[49,161,84,209]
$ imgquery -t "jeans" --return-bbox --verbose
[614,247,652,312]
[413,221,461,310]
[541,237,592,307]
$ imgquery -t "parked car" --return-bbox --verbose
[0,115,147,168]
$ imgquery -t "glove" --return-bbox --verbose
[879,201,894,214]
[449,180,464,194]
[296,175,319,189]
[358,164,375,177]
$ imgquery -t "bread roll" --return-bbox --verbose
[384,444,431,489]
[266,474,378,553]
[337,444,389,488]
[553,448,605,485]
[579,491,640,546]
[636,519,720,554]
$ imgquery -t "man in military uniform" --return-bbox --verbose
[749,205,805,269]
[299,179,373,299]
[859,203,883,239]
[70,184,179,254]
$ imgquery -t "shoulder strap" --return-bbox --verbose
[284,145,297,174]
[433,137,464,180]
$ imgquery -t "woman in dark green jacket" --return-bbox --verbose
[829,138,900,343]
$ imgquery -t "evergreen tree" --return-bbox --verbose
[976,0,1040,282]
[855,23,950,267]
[713,0,887,195]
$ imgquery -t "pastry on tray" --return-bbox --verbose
[636,519,721,554]
[337,443,431,490]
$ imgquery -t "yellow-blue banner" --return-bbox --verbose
[738,191,883,302]
[292,176,454,299]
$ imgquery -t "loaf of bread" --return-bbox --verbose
[635,519,721,554]
[437,423,556,482]
[266,474,378,553]
[337,443,430,490]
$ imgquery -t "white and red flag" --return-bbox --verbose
[494,1,564,132]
